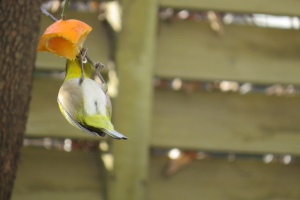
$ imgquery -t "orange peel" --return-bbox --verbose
[37,19,92,60]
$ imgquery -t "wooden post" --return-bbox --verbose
[107,0,158,199]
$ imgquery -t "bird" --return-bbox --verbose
[57,54,128,140]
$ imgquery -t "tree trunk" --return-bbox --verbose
[0,0,42,199]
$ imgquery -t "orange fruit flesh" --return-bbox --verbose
[37,19,92,60]
[47,37,79,59]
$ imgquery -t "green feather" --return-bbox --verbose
[64,58,92,81]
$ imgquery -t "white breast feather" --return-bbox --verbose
[82,78,107,116]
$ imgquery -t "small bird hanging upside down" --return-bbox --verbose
[57,51,128,140]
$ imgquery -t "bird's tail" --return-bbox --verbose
[100,128,128,140]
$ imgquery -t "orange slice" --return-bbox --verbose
[37,19,92,60]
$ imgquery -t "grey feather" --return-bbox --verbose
[58,99,97,136]
[58,79,85,118]
[100,128,128,140]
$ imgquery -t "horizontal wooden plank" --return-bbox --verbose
[36,11,110,70]
[28,77,300,154]
[151,89,300,154]
[71,0,113,1]
[160,0,300,16]
[156,20,300,84]
[12,148,104,200]
[12,147,300,200]
[149,156,300,200]
[25,77,104,140]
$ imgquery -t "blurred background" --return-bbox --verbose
[11,0,300,200]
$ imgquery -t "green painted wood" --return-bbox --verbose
[12,148,104,200]
[151,89,300,154]
[149,156,300,200]
[156,20,300,84]
[27,77,300,154]
[36,11,110,71]
[11,147,300,200]
[107,0,158,199]
[160,0,300,16]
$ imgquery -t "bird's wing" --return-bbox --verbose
[106,94,112,119]
[100,128,128,140]
[58,99,97,136]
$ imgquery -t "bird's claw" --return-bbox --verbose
[95,62,108,93]
[79,48,88,84]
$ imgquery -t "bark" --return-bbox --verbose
[0,0,42,199]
